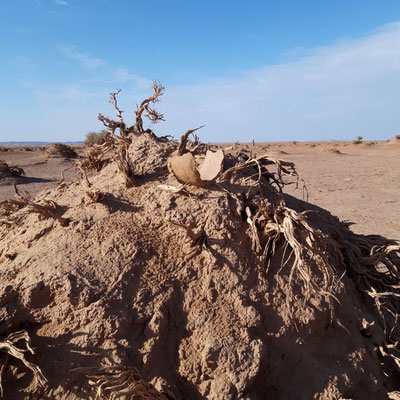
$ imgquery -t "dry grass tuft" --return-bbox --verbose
[46,143,78,158]
[0,160,25,178]
[0,330,47,397]
[73,365,171,400]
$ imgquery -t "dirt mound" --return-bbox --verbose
[318,146,343,154]
[45,143,78,158]
[1,87,400,399]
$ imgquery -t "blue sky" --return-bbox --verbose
[1,0,400,142]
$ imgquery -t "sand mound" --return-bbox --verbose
[318,146,343,154]
[387,136,400,145]
[1,88,400,399]
[45,143,78,158]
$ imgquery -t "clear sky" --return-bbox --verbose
[1,0,400,142]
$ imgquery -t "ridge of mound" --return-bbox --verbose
[1,86,400,399]
[387,136,400,145]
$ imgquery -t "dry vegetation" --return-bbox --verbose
[0,160,24,178]
[0,330,47,397]
[0,183,69,230]
[84,131,106,147]
[73,366,170,400]
[0,82,400,399]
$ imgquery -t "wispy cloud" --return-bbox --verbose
[58,45,151,88]
[58,45,106,69]
[160,21,400,142]
[55,0,68,5]
[112,68,152,88]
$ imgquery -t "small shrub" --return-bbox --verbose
[353,136,363,144]
[395,134,400,140]
[84,131,106,147]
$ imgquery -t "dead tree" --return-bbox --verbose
[98,81,165,137]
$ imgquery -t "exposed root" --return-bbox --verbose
[157,183,188,193]
[248,202,342,317]
[166,214,210,261]
[73,365,171,400]
[85,189,104,204]
[113,141,136,188]
[0,330,48,397]
[246,196,400,368]
[79,133,128,175]
[337,229,400,367]
[218,154,304,193]
[0,183,69,226]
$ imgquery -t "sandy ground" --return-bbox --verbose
[1,140,399,240]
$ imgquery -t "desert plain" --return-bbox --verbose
[1,138,399,240]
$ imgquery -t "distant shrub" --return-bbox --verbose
[395,135,400,140]
[0,147,9,152]
[46,143,78,158]
[353,136,363,144]
[84,131,106,147]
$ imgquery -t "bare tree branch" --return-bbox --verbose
[135,81,165,133]
[177,126,205,156]
[109,89,127,137]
